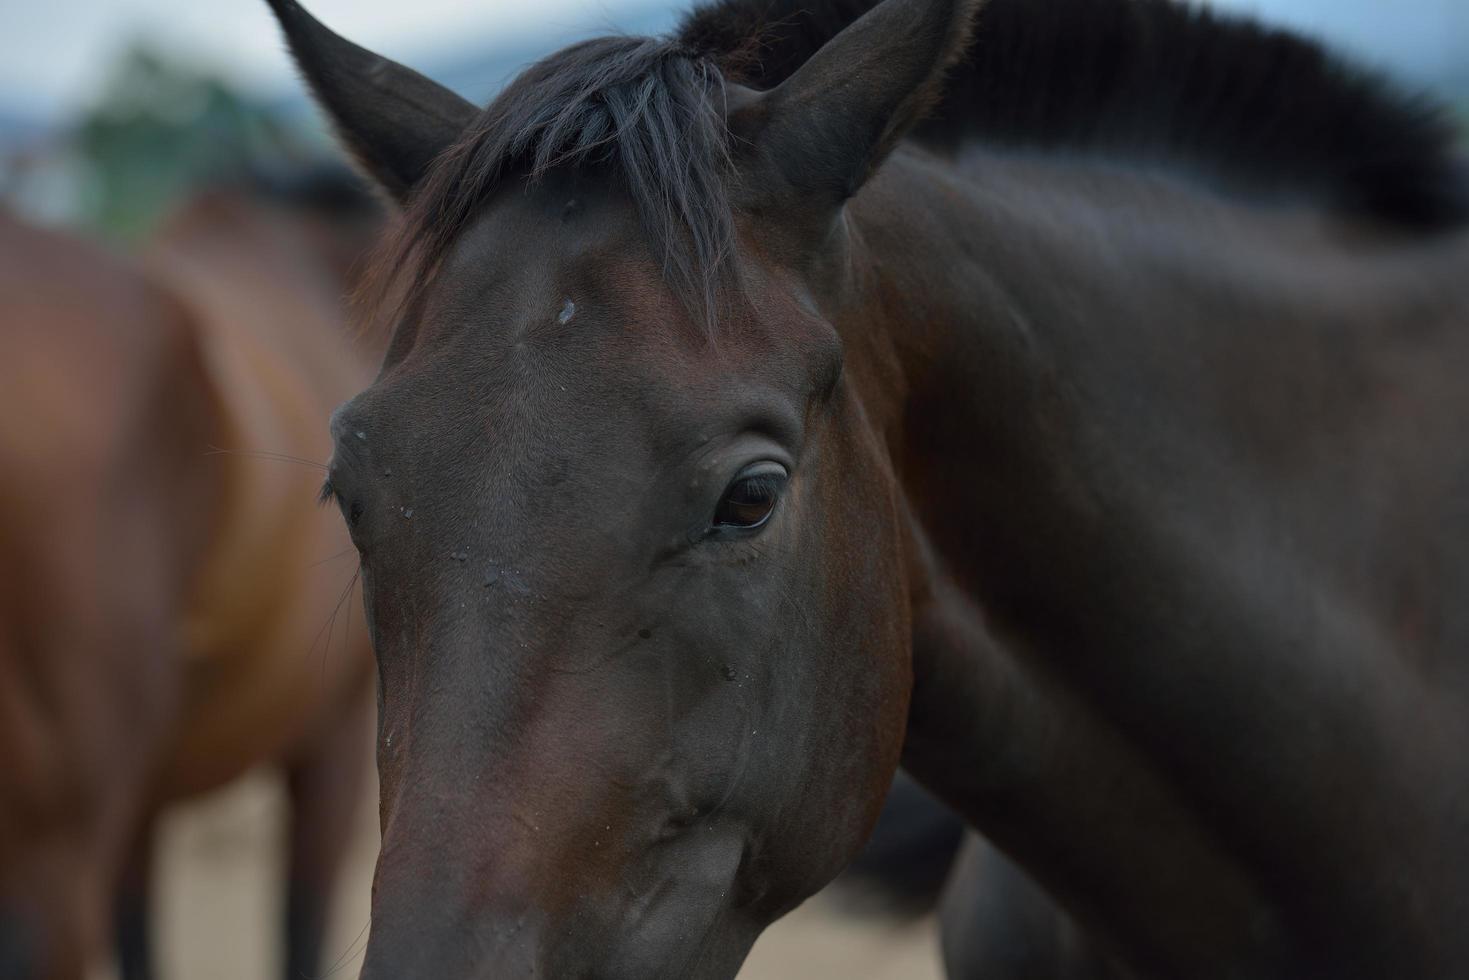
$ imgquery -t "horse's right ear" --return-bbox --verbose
[264,0,477,202]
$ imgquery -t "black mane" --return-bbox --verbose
[683,0,1467,227]
[383,0,1467,326]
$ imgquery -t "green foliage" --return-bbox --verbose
[68,43,315,240]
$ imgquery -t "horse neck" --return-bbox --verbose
[841,147,1469,974]
[837,153,1272,971]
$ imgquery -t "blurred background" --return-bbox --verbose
[0,2,1463,979]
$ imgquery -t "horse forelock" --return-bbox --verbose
[366,35,741,337]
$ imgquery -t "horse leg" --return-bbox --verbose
[282,688,371,980]
[113,820,155,980]
[940,834,1130,980]
[0,842,104,980]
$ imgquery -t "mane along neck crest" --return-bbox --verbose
[682,0,1468,228]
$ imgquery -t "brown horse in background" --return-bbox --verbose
[0,177,380,980]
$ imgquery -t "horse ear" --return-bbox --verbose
[264,0,477,202]
[738,0,981,208]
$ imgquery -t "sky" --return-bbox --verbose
[2,0,1465,119]
[2,0,653,116]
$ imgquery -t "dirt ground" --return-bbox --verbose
[96,770,942,980]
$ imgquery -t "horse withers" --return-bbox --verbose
[268,0,1469,975]
[0,176,381,980]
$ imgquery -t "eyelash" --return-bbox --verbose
[736,475,783,501]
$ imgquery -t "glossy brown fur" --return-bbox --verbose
[269,0,1469,976]
[0,189,379,979]
[885,148,1469,976]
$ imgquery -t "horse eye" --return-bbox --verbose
[713,464,788,530]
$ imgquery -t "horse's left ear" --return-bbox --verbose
[736,0,981,209]
[264,0,477,202]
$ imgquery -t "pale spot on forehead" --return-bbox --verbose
[557,298,577,325]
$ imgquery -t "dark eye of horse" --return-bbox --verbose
[713,463,788,530]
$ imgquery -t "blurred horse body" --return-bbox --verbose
[0,211,216,980]
[0,182,380,980]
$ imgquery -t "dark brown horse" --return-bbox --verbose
[0,180,380,980]
[268,0,1469,975]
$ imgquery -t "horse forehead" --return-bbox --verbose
[351,317,702,463]
[364,191,798,446]
[407,202,690,356]
[406,250,732,406]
